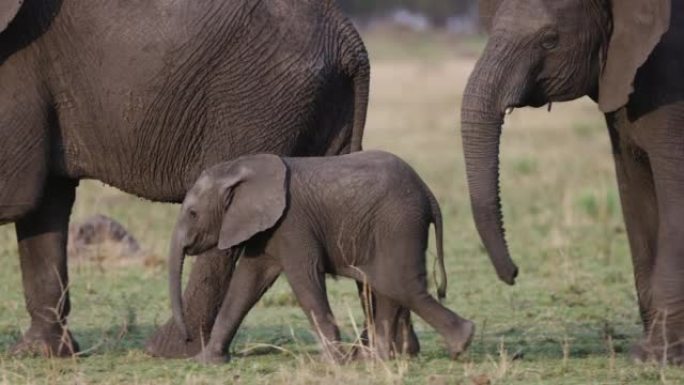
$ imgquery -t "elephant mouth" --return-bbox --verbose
[183,233,205,256]
[184,245,201,256]
[514,92,549,110]
[497,93,546,116]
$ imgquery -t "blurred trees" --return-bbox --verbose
[337,0,477,24]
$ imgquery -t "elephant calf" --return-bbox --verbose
[168,151,475,363]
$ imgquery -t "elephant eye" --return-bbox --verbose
[540,30,559,50]
[188,209,198,219]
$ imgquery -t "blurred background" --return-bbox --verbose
[0,1,667,384]
[338,0,479,34]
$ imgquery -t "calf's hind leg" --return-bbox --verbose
[370,292,420,360]
[368,237,474,360]
[355,282,419,359]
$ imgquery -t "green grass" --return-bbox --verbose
[0,31,682,384]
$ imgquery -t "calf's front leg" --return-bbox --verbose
[146,248,238,358]
[195,254,282,364]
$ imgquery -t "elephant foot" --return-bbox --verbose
[319,342,350,364]
[629,341,652,363]
[352,322,420,361]
[446,320,475,360]
[350,344,369,361]
[350,336,390,361]
[11,325,80,357]
[629,339,684,366]
[194,350,230,365]
[395,315,420,356]
[144,320,206,358]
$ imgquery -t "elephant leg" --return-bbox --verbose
[640,149,684,364]
[282,258,342,362]
[366,240,474,360]
[354,281,419,359]
[11,177,79,357]
[145,248,238,358]
[394,306,419,357]
[367,292,395,360]
[352,282,384,359]
[371,277,473,361]
[195,255,281,364]
[355,280,374,348]
[370,292,420,360]
[408,295,474,360]
[354,280,382,356]
[609,126,659,333]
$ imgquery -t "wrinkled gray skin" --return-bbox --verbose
[169,151,474,364]
[464,0,684,363]
[0,0,421,358]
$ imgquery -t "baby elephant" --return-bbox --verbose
[169,151,474,363]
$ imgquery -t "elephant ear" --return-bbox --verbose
[217,154,288,250]
[479,0,504,33]
[598,0,670,113]
[0,0,23,34]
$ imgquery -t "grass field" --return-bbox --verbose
[1,30,683,384]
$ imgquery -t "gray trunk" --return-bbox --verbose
[169,230,189,340]
[460,59,519,285]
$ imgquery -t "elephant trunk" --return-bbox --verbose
[169,228,189,341]
[460,55,519,285]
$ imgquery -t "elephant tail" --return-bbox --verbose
[349,56,370,152]
[337,16,370,153]
[426,188,447,301]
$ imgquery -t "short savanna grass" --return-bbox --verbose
[0,29,682,384]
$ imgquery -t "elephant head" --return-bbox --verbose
[462,0,670,284]
[168,154,288,339]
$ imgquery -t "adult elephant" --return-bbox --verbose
[0,0,420,358]
[462,0,683,363]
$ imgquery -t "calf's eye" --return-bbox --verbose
[540,30,559,50]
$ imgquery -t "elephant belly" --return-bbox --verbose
[48,0,354,203]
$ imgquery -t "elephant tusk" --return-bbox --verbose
[505,107,514,115]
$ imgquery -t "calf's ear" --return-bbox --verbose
[217,155,288,250]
